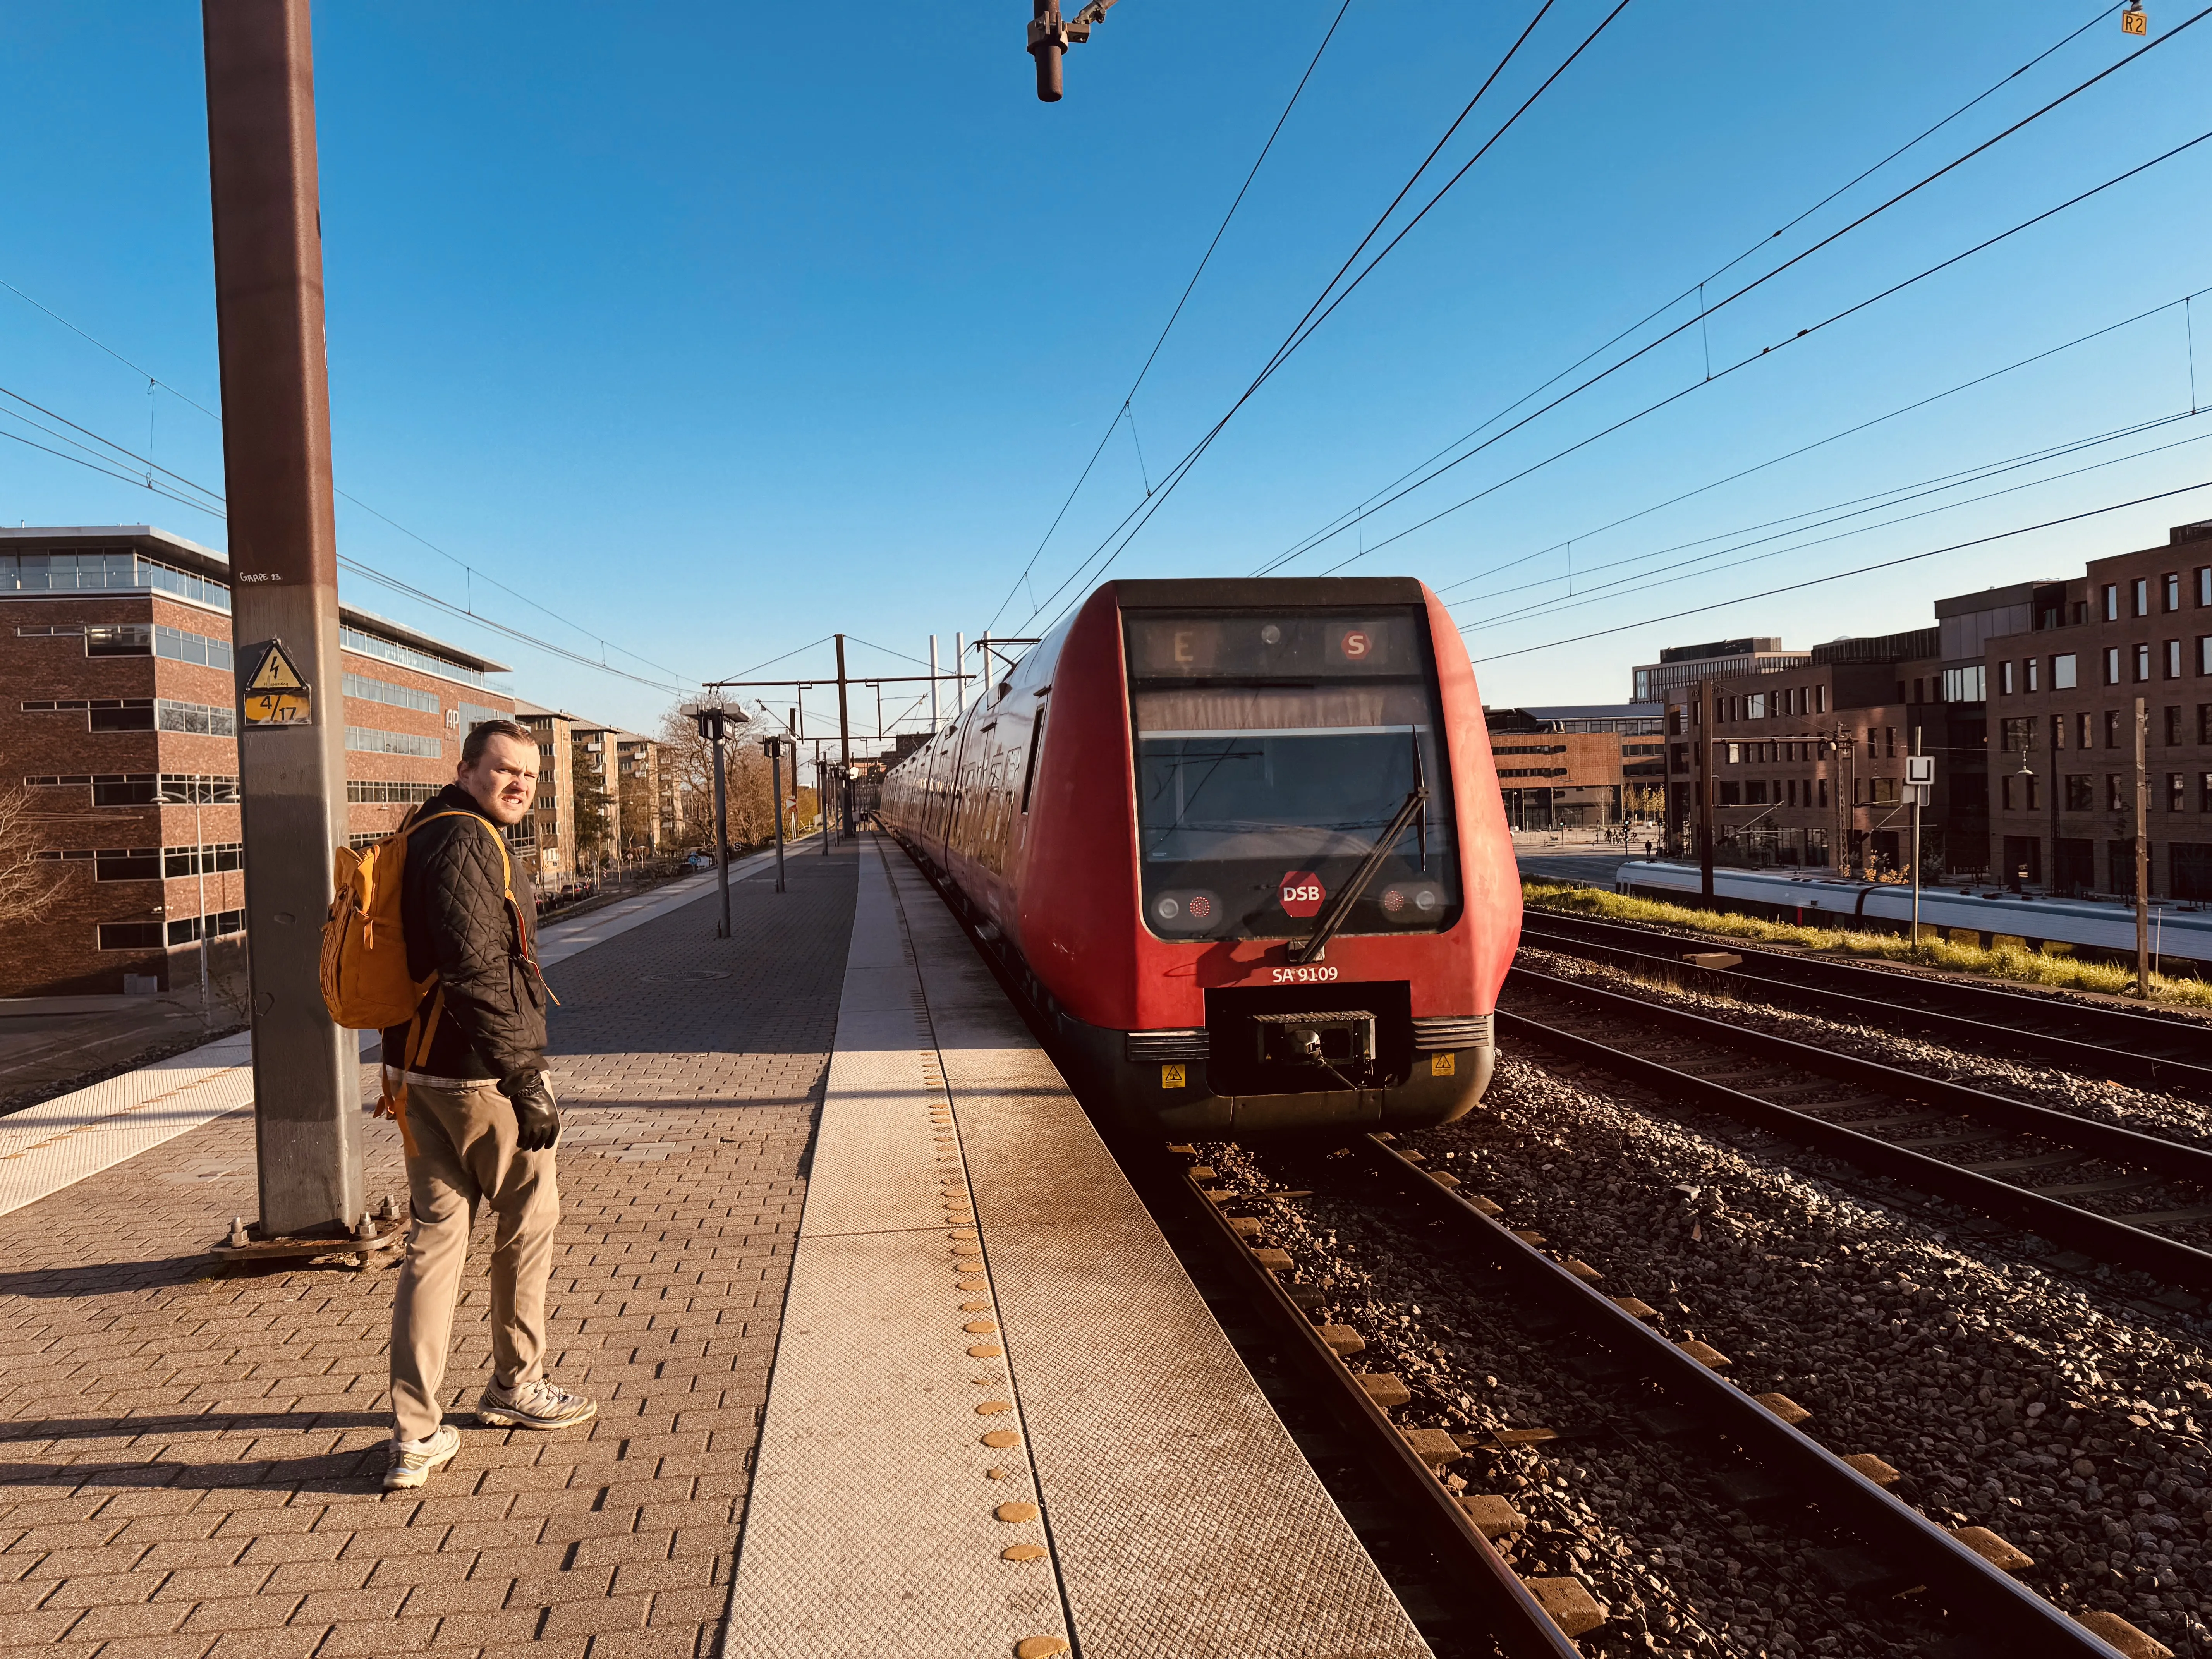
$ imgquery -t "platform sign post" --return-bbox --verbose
[761,735,787,893]
[2135,697,2150,996]
[1906,741,1935,950]
[833,634,854,840]
[203,0,364,1240]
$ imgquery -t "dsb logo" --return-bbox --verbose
[1278,871,1326,918]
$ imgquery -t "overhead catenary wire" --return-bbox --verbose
[982,0,1357,633]
[1,276,694,693]
[1295,123,2212,581]
[1429,284,2212,602]
[1257,1,2130,574]
[1465,477,2212,664]
[1459,415,2212,634]
[1015,0,1635,633]
[1260,5,2212,580]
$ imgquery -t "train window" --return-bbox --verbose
[1124,607,1459,942]
[1019,696,1048,813]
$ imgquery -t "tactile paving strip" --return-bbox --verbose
[721,850,1070,1658]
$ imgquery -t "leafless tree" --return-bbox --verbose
[0,785,63,926]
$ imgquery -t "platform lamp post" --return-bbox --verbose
[203,0,364,1240]
[760,734,787,893]
[684,699,743,939]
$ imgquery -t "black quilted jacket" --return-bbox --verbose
[379,784,547,1080]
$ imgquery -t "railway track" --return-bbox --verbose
[1172,1133,2152,1659]
[1501,963,2212,1300]
[1518,908,2212,1094]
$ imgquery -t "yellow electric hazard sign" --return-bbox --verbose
[241,640,312,726]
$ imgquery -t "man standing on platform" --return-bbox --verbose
[382,720,596,1491]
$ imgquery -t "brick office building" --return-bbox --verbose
[1659,627,1978,874]
[1981,522,2212,898]
[1484,704,1663,828]
[2,526,512,998]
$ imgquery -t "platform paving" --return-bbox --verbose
[0,846,855,1659]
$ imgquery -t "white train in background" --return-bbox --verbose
[1612,860,2212,968]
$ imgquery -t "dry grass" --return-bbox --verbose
[1522,879,2212,1012]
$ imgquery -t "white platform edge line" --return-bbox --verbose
[0,848,783,1219]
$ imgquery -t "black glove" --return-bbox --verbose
[499,1070,561,1151]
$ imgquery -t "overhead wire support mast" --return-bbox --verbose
[1027,0,1117,102]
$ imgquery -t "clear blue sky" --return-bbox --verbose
[5,2,2208,736]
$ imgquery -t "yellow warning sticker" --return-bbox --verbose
[242,689,312,726]
[246,640,307,692]
[1161,1063,1186,1089]
[1431,1051,1456,1077]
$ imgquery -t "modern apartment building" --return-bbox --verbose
[1981,522,2212,898]
[2,526,512,998]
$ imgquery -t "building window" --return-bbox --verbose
[156,775,240,804]
[2166,706,2183,747]
[346,779,441,805]
[2107,774,2125,811]
[97,921,165,950]
[2134,642,2152,682]
[345,725,446,759]
[339,625,487,690]
[2066,775,2093,811]
[2076,711,2093,750]
[88,700,156,732]
[2133,577,2150,617]
[2166,573,2183,613]
[92,848,162,881]
[2052,653,2077,689]
[84,624,152,656]
[2169,773,2187,812]
[2026,658,2040,693]
[1999,661,2016,696]
[2199,566,2212,607]
[1943,665,1986,701]
[1817,778,1829,807]
[93,775,159,807]
[343,673,444,715]
[2166,639,2183,679]
[2105,710,2123,749]
[2201,637,2212,675]
[2001,717,2033,752]
[2104,583,2120,622]
[0,550,230,611]
[165,843,243,876]
[2202,773,2212,814]
[156,699,237,737]
[1869,777,1899,805]
[155,623,233,669]
[2104,646,2121,685]
[166,908,245,945]
[2202,704,2212,744]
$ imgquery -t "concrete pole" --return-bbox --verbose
[2135,696,2150,995]
[929,635,939,731]
[711,714,730,939]
[767,737,786,894]
[1910,725,1922,951]
[834,634,853,839]
[202,0,363,1238]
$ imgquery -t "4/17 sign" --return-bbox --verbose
[240,639,313,727]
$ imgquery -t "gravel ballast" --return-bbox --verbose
[1203,1042,2212,1657]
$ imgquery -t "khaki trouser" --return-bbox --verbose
[389,1076,560,1443]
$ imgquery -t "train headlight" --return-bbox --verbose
[1149,889,1221,934]
[1381,883,1441,923]
[1155,896,1181,921]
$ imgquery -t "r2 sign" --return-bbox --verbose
[1279,870,1326,918]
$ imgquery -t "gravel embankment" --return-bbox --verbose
[1206,1048,2212,1657]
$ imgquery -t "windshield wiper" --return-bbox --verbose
[1287,783,1429,966]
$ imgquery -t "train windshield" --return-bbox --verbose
[1125,608,1461,942]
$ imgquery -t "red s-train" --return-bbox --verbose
[878,577,1521,1133]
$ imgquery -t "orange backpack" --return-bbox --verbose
[319,808,519,1030]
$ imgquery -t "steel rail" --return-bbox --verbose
[1500,974,2212,1294]
[1519,908,2212,1091]
[1355,1134,2131,1658]
[1172,1162,1583,1659]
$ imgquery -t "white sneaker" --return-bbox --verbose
[382,1423,460,1490]
[477,1375,598,1431]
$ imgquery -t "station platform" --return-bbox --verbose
[0,833,1424,1659]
